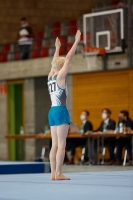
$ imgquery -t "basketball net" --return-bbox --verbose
[84,52,99,70]
[82,47,105,70]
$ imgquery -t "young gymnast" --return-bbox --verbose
[47,30,81,180]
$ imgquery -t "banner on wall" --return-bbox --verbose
[0,82,7,94]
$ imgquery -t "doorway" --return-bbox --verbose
[7,81,25,161]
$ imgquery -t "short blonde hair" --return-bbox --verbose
[51,57,65,71]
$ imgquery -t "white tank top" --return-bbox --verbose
[47,75,68,107]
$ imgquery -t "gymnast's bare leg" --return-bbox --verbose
[50,124,70,180]
[50,126,58,180]
[55,124,70,180]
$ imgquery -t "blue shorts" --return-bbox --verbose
[48,106,70,126]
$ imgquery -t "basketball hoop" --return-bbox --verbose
[81,47,106,70]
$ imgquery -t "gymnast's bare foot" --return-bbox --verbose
[55,173,70,180]
[50,173,55,180]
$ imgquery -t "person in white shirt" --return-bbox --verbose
[18,17,33,60]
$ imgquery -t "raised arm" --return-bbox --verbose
[58,30,81,78]
[52,37,61,61]
[48,38,61,77]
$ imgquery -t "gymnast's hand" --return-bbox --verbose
[75,30,81,43]
[55,37,61,49]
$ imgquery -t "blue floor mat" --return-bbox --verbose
[0,170,133,200]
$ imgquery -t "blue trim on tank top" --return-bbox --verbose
[48,75,57,81]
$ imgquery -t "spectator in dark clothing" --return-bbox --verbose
[116,110,133,165]
[117,0,125,7]
[96,109,116,132]
[66,110,93,164]
[18,17,33,60]
[95,108,116,165]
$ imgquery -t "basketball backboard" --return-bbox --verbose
[83,9,124,54]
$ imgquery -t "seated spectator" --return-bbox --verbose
[117,0,125,7]
[95,108,116,165]
[66,110,93,164]
[18,17,34,60]
[115,110,133,165]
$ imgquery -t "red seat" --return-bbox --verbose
[59,47,65,55]
[52,28,60,37]
[52,22,61,37]
[53,22,60,28]
[0,53,7,62]
[86,32,90,45]
[59,37,66,45]
[40,48,49,57]
[36,31,44,39]
[68,20,77,35]
[15,52,20,60]
[82,33,90,46]
[69,26,77,35]
[31,50,39,58]
[69,19,77,26]
[2,44,10,53]
[33,40,41,49]
[81,33,84,41]
[111,33,116,44]
[67,44,73,52]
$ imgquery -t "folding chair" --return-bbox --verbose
[41,146,49,161]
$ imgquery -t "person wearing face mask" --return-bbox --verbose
[18,17,34,60]
[66,110,93,164]
[115,110,133,165]
[95,108,116,165]
[96,108,116,133]
[79,111,93,134]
